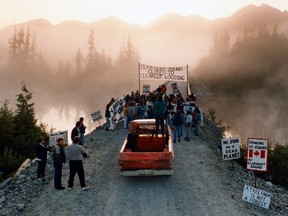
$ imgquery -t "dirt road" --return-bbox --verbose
[25,123,276,216]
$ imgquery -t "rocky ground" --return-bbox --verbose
[0,119,287,216]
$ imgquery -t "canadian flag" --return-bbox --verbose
[249,149,266,158]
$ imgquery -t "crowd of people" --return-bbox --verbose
[36,117,90,191]
[105,84,202,143]
[36,84,202,191]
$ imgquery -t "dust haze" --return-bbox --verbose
[1,4,288,143]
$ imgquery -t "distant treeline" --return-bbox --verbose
[0,27,140,179]
[0,27,140,119]
[192,25,288,141]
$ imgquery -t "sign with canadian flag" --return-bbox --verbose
[247,138,268,171]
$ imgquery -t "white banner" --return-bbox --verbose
[139,63,187,82]
[109,97,125,129]
[242,184,271,209]
[221,137,241,160]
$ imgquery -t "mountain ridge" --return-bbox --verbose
[0,4,288,66]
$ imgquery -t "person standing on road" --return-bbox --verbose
[184,111,193,141]
[194,107,202,136]
[36,137,49,182]
[66,136,90,191]
[71,121,82,145]
[171,109,183,143]
[79,117,87,146]
[153,95,166,136]
[53,138,66,190]
[105,104,110,131]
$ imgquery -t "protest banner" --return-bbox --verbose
[49,130,68,146]
[91,110,102,122]
[139,64,187,82]
[242,184,271,209]
[221,137,241,160]
[109,97,125,130]
[247,138,268,172]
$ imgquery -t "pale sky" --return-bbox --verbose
[0,0,288,29]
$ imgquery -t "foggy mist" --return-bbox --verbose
[1,4,288,144]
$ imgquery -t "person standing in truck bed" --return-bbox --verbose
[153,95,166,136]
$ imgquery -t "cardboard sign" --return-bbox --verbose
[247,138,268,171]
[221,137,241,160]
[242,184,271,209]
[142,84,150,94]
[171,83,179,93]
[49,130,68,146]
[91,110,102,122]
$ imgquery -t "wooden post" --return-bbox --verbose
[138,62,141,94]
[253,171,258,188]
[186,64,189,97]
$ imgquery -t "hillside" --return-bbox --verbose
[0,4,288,66]
[0,119,287,216]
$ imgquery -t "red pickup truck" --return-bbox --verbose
[118,119,174,176]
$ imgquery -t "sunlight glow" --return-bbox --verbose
[0,0,288,28]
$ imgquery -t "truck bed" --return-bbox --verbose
[118,134,174,176]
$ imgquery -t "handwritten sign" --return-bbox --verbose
[242,184,271,209]
[91,110,102,122]
[247,138,268,171]
[142,84,150,94]
[49,130,68,146]
[139,64,187,82]
[221,137,240,160]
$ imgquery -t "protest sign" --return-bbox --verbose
[91,110,102,122]
[242,184,271,209]
[139,64,187,82]
[247,138,268,171]
[49,130,68,146]
[171,83,179,93]
[142,84,150,94]
[221,137,241,160]
[109,97,125,130]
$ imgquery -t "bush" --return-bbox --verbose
[235,143,288,189]
[268,144,288,188]
[0,147,25,177]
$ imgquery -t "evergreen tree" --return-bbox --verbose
[0,100,16,154]
[86,29,97,72]
[13,83,41,156]
[75,48,84,73]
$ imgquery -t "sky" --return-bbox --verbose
[0,0,288,29]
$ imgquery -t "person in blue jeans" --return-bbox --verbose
[171,110,183,142]
[153,95,166,136]
[184,111,193,141]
